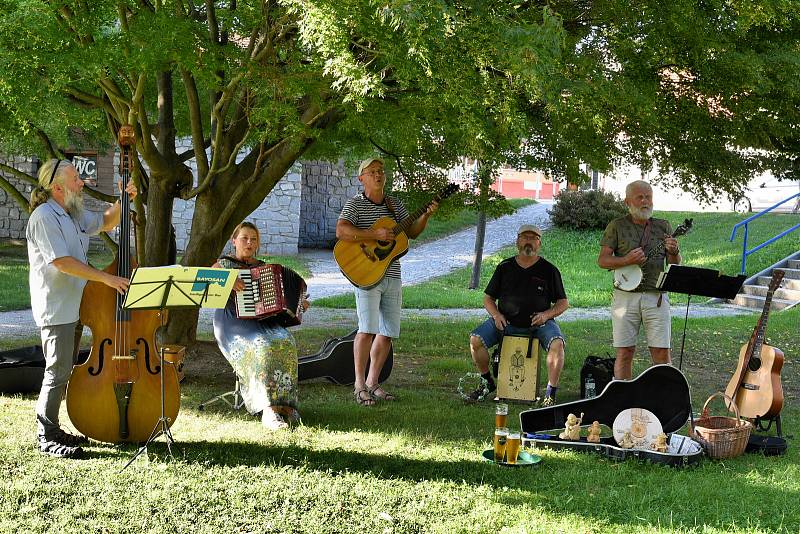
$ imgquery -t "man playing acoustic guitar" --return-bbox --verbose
[336,158,437,406]
[597,180,682,380]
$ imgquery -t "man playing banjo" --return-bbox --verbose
[597,180,682,380]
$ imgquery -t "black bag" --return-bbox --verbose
[580,355,615,399]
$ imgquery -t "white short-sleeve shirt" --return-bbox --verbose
[26,198,104,327]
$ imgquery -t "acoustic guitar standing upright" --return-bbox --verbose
[724,270,785,420]
[334,184,458,289]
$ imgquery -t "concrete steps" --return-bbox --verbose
[730,253,800,311]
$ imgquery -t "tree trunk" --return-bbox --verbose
[164,189,231,345]
[469,211,486,289]
[143,178,176,267]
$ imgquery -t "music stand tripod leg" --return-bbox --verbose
[122,307,180,471]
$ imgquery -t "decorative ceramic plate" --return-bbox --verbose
[481,449,542,467]
[612,408,663,450]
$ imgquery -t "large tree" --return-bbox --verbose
[1,1,798,341]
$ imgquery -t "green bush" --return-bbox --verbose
[548,189,628,229]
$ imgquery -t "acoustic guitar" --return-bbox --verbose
[334,184,459,288]
[613,218,693,291]
[724,270,785,419]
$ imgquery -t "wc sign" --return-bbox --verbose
[68,154,97,186]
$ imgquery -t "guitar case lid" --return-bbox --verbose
[520,364,692,435]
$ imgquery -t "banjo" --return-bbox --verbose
[613,218,693,291]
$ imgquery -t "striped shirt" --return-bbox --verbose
[338,192,410,279]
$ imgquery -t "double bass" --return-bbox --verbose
[66,125,181,443]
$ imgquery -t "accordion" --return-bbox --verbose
[234,264,307,326]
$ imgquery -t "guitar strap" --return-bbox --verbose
[383,196,399,222]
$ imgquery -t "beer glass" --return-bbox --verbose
[506,432,521,464]
[495,403,508,428]
[493,427,509,462]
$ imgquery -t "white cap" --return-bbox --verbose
[517,224,542,237]
[358,157,384,176]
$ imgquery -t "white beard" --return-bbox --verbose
[64,188,84,218]
[629,205,652,220]
[520,244,535,257]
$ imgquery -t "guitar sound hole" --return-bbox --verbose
[748,358,762,372]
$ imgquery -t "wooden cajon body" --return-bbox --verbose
[496,334,540,402]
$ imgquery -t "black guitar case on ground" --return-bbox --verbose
[0,346,45,394]
[520,365,703,466]
[298,329,393,385]
[0,346,92,394]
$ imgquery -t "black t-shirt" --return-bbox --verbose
[484,256,567,328]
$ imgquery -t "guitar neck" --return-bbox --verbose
[391,200,435,235]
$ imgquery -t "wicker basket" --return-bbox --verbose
[691,392,752,459]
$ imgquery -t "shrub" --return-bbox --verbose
[548,189,628,229]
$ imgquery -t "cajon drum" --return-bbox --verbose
[496,334,540,403]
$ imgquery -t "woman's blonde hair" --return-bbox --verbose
[29,158,66,211]
[231,221,260,242]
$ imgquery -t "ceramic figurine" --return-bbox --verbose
[652,433,668,453]
[558,412,583,441]
[587,421,602,443]
[619,431,634,449]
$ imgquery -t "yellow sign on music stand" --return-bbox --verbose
[122,266,238,310]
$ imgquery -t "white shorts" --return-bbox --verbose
[354,277,402,338]
[611,289,671,348]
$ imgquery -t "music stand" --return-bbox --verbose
[121,266,236,470]
[656,265,746,369]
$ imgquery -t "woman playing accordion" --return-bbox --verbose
[212,221,308,430]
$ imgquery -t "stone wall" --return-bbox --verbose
[171,163,302,255]
[0,154,113,247]
[299,160,361,248]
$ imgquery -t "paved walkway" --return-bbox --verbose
[0,200,754,341]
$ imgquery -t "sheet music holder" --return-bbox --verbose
[656,264,746,369]
[656,264,746,300]
[121,266,237,470]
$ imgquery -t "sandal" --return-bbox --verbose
[39,440,83,459]
[368,385,396,402]
[354,388,376,406]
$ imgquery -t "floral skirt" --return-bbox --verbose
[213,306,298,414]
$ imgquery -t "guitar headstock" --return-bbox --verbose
[768,270,785,293]
[436,183,459,201]
[673,218,693,238]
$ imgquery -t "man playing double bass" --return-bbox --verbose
[26,158,136,458]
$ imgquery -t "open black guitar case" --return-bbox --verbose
[298,329,393,385]
[520,365,704,466]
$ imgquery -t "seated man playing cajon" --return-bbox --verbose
[467,225,569,405]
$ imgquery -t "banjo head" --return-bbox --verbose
[613,265,643,291]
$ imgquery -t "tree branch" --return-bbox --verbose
[0,171,35,214]
[180,68,210,176]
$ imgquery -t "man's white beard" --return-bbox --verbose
[64,188,84,218]
[520,244,535,257]
[629,205,653,220]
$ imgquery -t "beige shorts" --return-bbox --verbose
[611,289,671,348]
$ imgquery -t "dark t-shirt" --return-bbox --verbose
[485,256,568,328]
[600,215,672,291]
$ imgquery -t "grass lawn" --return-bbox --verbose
[1,308,798,533]
[316,210,800,309]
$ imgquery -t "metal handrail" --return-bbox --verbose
[729,192,800,274]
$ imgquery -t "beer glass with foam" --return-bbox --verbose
[506,432,521,464]
[495,403,508,428]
